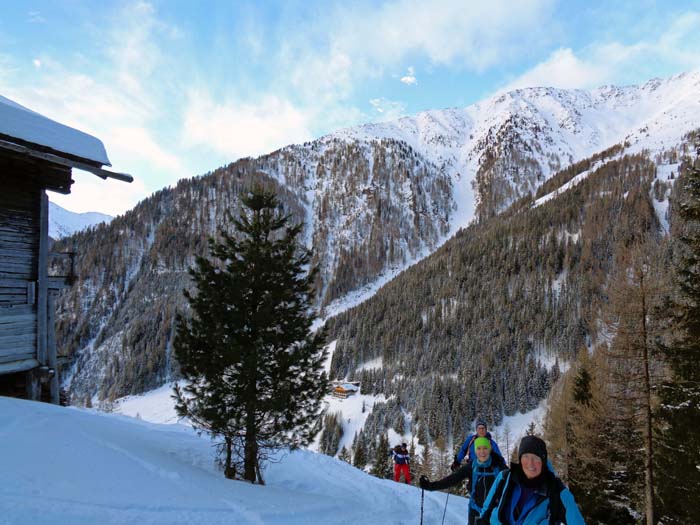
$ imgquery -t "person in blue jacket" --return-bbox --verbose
[476,435,585,525]
[453,420,504,471]
[420,437,508,524]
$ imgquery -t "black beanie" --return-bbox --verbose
[518,435,547,463]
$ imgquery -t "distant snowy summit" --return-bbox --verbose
[49,202,112,239]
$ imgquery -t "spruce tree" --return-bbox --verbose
[657,158,700,524]
[352,430,368,469]
[173,187,328,483]
[371,433,392,479]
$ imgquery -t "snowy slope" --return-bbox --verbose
[49,201,112,239]
[0,396,469,525]
[115,381,547,466]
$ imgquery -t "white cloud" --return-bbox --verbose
[501,11,700,92]
[33,59,41,68]
[400,66,417,85]
[500,48,608,91]
[331,0,555,70]
[256,0,554,138]
[182,91,313,158]
[50,171,151,216]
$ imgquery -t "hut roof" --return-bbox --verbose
[0,95,131,183]
[0,95,110,165]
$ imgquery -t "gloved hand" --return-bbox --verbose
[419,475,431,490]
[450,459,461,472]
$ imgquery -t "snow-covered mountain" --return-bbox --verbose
[55,71,700,403]
[49,201,112,239]
[248,70,700,309]
[329,70,700,223]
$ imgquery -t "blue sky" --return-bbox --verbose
[1,0,699,214]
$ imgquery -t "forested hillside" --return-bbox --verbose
[325,140,690,459]
[54,139,450,402]
[542,147,700,525]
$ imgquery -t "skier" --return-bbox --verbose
[453,420,503,471]
[476,435,585,525]
[420,437,508,525]
[392,443,411,484]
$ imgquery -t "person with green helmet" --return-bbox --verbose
[420,436,508,524]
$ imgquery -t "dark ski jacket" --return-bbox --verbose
[456,432,504,463]
[391,447,410,465]
[478,461,585,525]
[424,451,508,514]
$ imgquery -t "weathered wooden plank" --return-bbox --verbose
[0,357,39,374]
[0,342,36,358]
[0,304,34,316]
[0,322,36,336]
[0,277,29,290]
[0,286,27,294]
[0,247,36,259]
[0,230,36,242]
[0,263,35,272]
[0,267,34,279]
[0,294,28,304]
[0,309,35,321]
[0,332,38,347]
[0,214,36,227]
[0,221,37,230]
[0,235,36,247]
[0,353,35,364]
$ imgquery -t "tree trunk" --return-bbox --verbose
[639,270,656,525]
[244,411,258,483]
[224,436,235,479]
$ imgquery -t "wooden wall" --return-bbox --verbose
[0,161,40,371]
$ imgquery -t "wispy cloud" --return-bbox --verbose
[0,2,188,213]
[330,0,556,70]
[28,11,45,23]
[182,91,313,159]
[369,98,406,121]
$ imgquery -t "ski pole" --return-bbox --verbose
[420,488,424,525]
[441,492,449,525]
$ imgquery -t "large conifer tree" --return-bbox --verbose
[173,187,328,483]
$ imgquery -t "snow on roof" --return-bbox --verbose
[337,383,359,391]
[0,94,110,166]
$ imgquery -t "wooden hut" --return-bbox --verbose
[332,382,359,399]
[0,94,131,403]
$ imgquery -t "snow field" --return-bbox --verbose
[0,396,469,524]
